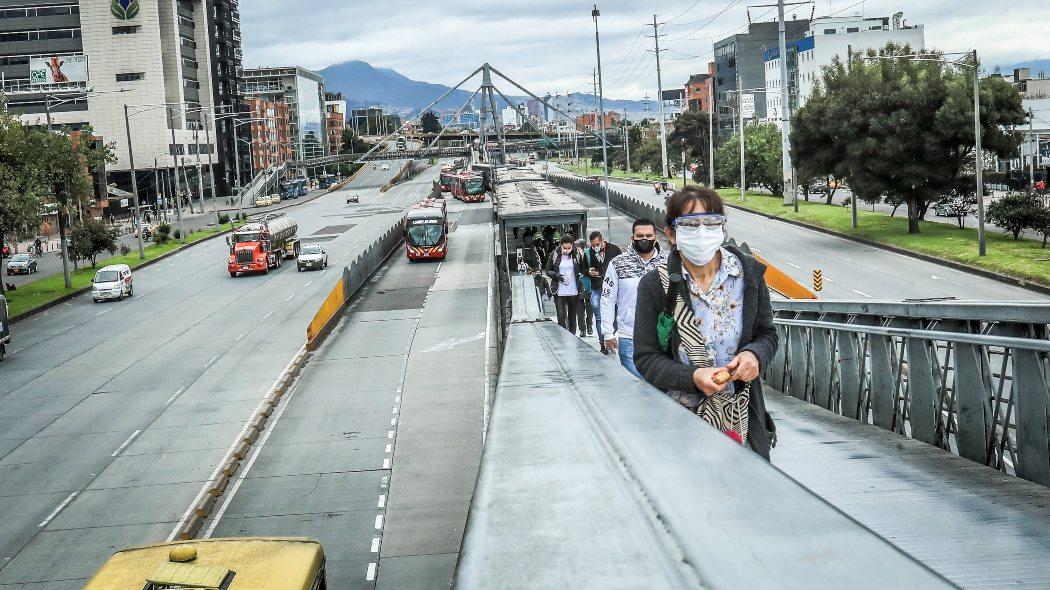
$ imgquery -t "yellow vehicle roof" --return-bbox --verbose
[83,537,324,590]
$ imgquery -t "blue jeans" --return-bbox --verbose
[618,337,643,379]
[590,291,603,342]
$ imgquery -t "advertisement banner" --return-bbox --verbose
[29,55,88,85]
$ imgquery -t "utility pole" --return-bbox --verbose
[204,109,219,224]
[123,105,146,259]
[708,81,715,188]
[847,44,857,229]
[776,0,795,207]
[973,48,986,257]
[624,109,631,173]
[1030,109,1037,193]
[168,106,187,242]
[651,14,669,179]
[739,80,746,202]
[593,4,612,239]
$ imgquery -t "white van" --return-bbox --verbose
[92,264,134,302]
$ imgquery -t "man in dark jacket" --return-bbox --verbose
[633,244,779,459]
[585,231,622,354]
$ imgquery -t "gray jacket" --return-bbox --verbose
[632,245,779,459]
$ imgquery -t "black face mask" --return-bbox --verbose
[633,238,656,254]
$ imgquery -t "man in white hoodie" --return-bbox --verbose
[601,218,666,379]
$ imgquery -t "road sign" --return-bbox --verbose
[741,93,756,119]
[30,55,88,85]
[813,269,823,292]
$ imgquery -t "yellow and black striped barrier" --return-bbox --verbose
[813,269,823,292]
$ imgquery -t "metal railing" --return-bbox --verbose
[768,300,1050,486]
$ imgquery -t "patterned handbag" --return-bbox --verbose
[658,257,750,445]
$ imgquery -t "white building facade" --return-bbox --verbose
[763,13,925,125]
[10,0,221,182]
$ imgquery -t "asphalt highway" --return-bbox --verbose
[0,160,438,587]
[540,163,1046,302]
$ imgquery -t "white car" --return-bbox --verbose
[381,164,391,171]
[297,244,328,271]
[92,264,133,302]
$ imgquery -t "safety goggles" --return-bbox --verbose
[672,213,726,229]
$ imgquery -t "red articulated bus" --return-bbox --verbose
[439,170,455,193]
[406,199,448,261]
[451,173,486,202]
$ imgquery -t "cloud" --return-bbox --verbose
[240,0,1046,99]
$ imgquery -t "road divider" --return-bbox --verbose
[307,216,406,349]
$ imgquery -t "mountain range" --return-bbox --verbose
[317,60,654,120]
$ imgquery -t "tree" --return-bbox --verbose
[791,43,1028,234]
[986,192,1045,240]
[69,218,117,268]
[713,122,784,195]
[0,109,44,295]
[668,111,712,184]
[341,129,371,154]
[1033,205,1050,248]
[420,110,441,134]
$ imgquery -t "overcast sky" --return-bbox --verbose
[241,0,1046,100]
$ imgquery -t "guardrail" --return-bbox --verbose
[306,218,405,348]
[457,281,954,588]
[768,300,1050,486]
[545,172,667,229]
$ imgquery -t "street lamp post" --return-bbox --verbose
[592,4,613,239]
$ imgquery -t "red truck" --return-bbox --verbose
[228,214,300,277]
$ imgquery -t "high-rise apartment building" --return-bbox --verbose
[713,18,810,138]
[246,97,292,175]
[242,66,327,166]
[763,13,924,124]
[3,0,245,203]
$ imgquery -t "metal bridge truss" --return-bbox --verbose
[301,63,617,170]
[768,300,1050,486]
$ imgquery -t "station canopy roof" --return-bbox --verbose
[495,168,587,229]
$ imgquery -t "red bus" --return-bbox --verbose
[406,200,448,261]
[451,173,486,202]
[439,171,455,193]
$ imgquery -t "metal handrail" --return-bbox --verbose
[775,318,1050,353]
[768,305,1050,487]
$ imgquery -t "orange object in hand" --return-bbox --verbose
[712,370,732,385]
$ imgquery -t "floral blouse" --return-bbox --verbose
[679,248,745,392]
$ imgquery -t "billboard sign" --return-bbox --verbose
[741,93,756,119]
[30,55,88,85]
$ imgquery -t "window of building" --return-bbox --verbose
[0,4,78,18]
[113,26,141,34]
[824,29,836,34]
[0,28,81,43]
[870,26,882,30]
[116,72,145,82]
[170,144,186,156]
[846,27,860,33]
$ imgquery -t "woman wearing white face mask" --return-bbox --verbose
[632,186,780,460]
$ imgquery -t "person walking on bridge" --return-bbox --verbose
[601,218,665,378]
[545,235,585,335]
[585,231,622,354]
[632,186,779,459]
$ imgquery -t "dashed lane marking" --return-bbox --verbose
[38,492,78,528]
[370,537,380,553]
[110,430,142,457]
[852,289,872,298]
[378,494,386,508]
[166,387,185,405]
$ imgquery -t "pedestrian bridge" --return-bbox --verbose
[456,275,1050,589]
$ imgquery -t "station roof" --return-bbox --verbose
[495,168,587,228]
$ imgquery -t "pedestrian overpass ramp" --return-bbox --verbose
[456,276,1050,588]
